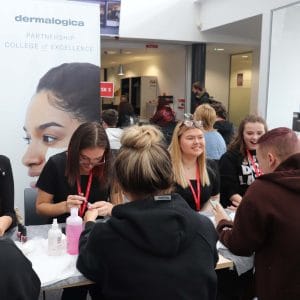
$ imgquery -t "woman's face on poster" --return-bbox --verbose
[22,90,81,187]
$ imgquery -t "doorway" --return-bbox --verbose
[228,52,253,126]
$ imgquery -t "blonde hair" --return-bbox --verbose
[114,125,174,197]
[168,122,210,188]
[193,104,216,130]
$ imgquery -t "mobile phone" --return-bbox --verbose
[209,199,218,209]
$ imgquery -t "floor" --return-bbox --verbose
[39,290,92,300]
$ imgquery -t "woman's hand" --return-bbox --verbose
[0,216,12,236]
[66,194,86,212]
[84,208,99,223]
[213,203,231,225]
[88,201,114,217]
[228,194,242,210]
[83,201,114,223]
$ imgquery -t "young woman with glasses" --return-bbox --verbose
[36,122,118,225]
[36,122,119,300]
[168,119,220,212]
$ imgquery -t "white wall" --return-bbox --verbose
[119,0,298,42]
[267,3,300,129]
[119,0,202,42]
[199,0,298,31]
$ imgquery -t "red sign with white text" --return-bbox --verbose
[100,82,114,98]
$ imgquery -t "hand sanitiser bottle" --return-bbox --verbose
[48,218,62,256]
[66,207,83,255]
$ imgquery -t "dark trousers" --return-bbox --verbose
[61,284,102,300]
[217,268,255,300]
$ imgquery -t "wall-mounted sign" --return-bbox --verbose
[237,73,243,86]
[146,44,158,48]
[100,81,114,97]
[149,79,157,88]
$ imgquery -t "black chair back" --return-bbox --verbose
[24,188,48,225]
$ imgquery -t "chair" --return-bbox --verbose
[24,188,49,226]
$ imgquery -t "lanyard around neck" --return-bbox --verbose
[187,164,201,211]
[77,171,93,217]
[247,149,263,178]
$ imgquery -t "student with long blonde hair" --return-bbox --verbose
[194,104,226,160]
[169,119,220,211]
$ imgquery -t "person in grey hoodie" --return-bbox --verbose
[77,125,218,300]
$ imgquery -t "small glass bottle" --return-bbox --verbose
[48,218,62,256]
[66,207,83,255]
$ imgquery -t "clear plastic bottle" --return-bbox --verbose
[48,218,62,256]
[66,207,83,255]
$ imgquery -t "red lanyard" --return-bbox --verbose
[247,150,263,177]
[77,171,93,217]
[187,164,201,211]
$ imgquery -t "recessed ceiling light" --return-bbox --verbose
[214,48,224,51]
[106,50,117,55]
[242,55,248,58]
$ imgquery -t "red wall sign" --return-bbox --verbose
[145,44,158,48]
[100,81,114,98]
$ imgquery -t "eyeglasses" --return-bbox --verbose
[79,154,106,167]
[180,119,203,129]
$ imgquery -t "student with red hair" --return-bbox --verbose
[215,127,300,300]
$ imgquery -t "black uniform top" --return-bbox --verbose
[174,159,220,211]
[36,152,109,223]
[0,155,16,228]
[219,149,259,207]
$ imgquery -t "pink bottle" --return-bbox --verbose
[66,207,83,255]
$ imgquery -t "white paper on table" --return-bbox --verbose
[200,210,254,275]
[217,241,254,275]
[15,237,81,287]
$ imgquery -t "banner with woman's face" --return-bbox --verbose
[0,1,100,212]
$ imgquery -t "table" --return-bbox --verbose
[13,223,234,291]
[13,224,91,290]
[216,254,234,270]
[200,210,253,275]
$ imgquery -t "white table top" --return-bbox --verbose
[12,220,238,291]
